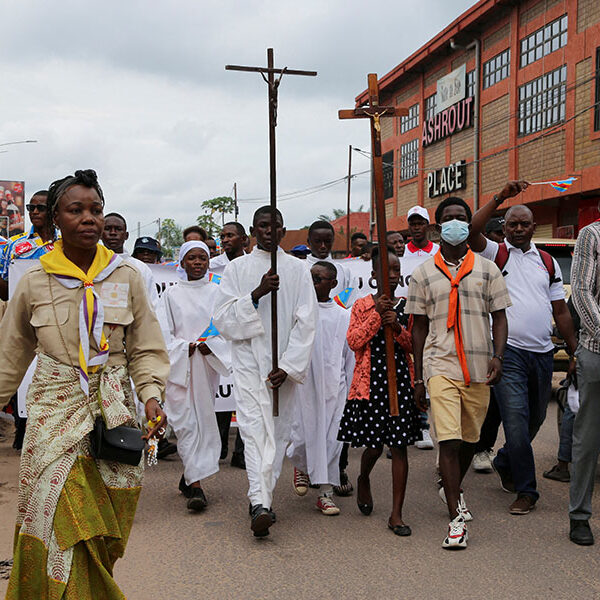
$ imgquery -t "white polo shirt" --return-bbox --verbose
[479,239,565,352]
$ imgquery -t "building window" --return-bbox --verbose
[401,103,420,134]
[595,47,600,132]
[466,69,476,98]
[400,139,419,180]
[425,94,437,121]
[518,65,567,136]
[483,48,510,89]
[383,150,394,199]
[520,14,568,68]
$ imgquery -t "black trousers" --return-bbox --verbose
[474,389,501,453]
[216,411,244,456]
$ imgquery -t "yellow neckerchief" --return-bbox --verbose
[40,240,122,396]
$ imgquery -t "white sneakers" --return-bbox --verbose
[472,450,494,473]
[416,429,434,450]
[437,485,473,522]
[442,513,468,549]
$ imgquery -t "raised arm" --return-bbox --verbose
[468,180,529,252]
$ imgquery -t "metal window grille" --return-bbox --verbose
[466,70,476,98]
[594,47,600,132]
[425,94,437,121]
[483,48,510,89]
[520,14,568,68]
[401,103,420,134]
[518,64,567,136]
[383,150,394,199]
[400,139,419,180]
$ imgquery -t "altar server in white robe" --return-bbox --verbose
[305,220,358,308]
[287,261,354,515]
[213,206,317,538]
[163,241,231,512]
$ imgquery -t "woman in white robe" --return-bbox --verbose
[162,241,231,511]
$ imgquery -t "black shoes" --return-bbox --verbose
[231,452,246,470]
[179,475,208,511]
[220,446,228,460]
[187,487,208,512]
[570,519,594,546]
[157,439,177,460]
[357,475,373,515]
[543,464,570,482]
[179,474,192,498]
[250,504,273,537]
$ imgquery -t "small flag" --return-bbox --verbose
[531,177,577,192]
[197,318,220,343]
[208,272,222,285]
[333,287,354,309]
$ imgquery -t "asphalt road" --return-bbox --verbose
[1,403,599,599]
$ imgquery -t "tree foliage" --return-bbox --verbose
[157,218,183,259]
[197,196,235,236]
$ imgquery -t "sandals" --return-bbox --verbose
[388,521,412,536]
[356,475,373,515]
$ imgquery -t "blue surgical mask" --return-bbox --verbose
[441,219,469,246]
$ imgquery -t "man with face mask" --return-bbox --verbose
[468,182,577,517]
[407,196,510,550]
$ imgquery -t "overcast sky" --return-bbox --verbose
[0,0,474,238]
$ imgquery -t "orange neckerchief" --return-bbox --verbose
[434,249,475,386]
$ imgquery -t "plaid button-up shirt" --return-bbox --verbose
[405,251,511,384]
[571,221,600,355]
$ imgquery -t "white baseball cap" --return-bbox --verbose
[407,205,430,222]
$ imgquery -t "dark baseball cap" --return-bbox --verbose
[133,236,161,254]
[485,217,505,233]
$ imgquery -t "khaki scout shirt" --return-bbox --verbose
[405,252,511,384]
[0,261,169,405]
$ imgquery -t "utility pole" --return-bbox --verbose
[346,144,352,255]
[157,218,161,244]
[233,182,239,222]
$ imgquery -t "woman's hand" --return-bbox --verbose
[189,342,197,357]
[381,310,401,333]
[375,294,393,315]
[143,398,168,440]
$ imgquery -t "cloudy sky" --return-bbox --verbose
[0,0,474,238]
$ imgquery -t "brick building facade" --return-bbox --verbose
[357,0,600,237]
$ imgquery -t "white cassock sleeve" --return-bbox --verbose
[204,333,231,378]
[278,267,318,384]
[213,265,265,340]
[341,310,355,393]
[162,289,191,388]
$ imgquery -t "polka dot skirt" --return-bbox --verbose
[338,299,421,449]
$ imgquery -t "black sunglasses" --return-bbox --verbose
[26,204,47,213]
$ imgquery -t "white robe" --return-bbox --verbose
[163,277,231,485]
[305,253,358,307]
[287,300,354,485]
[209,252,230,276]
[213,247,317,508]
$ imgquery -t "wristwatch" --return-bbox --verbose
[493,354,503,362]
[493,194,504,205]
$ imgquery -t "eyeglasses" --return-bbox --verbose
[311,275,335,284]
[26,204,47,213]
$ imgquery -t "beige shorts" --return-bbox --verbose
[428,376,490,443]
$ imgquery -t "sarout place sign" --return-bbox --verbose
[427,160,467,198]
[422,96,473,147]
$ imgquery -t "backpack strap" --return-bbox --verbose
[538,249,559,286]
[493,242,509,275]
[494,241,559,286]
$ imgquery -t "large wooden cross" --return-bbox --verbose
[226,49,317,416]
[339,73,408,416]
